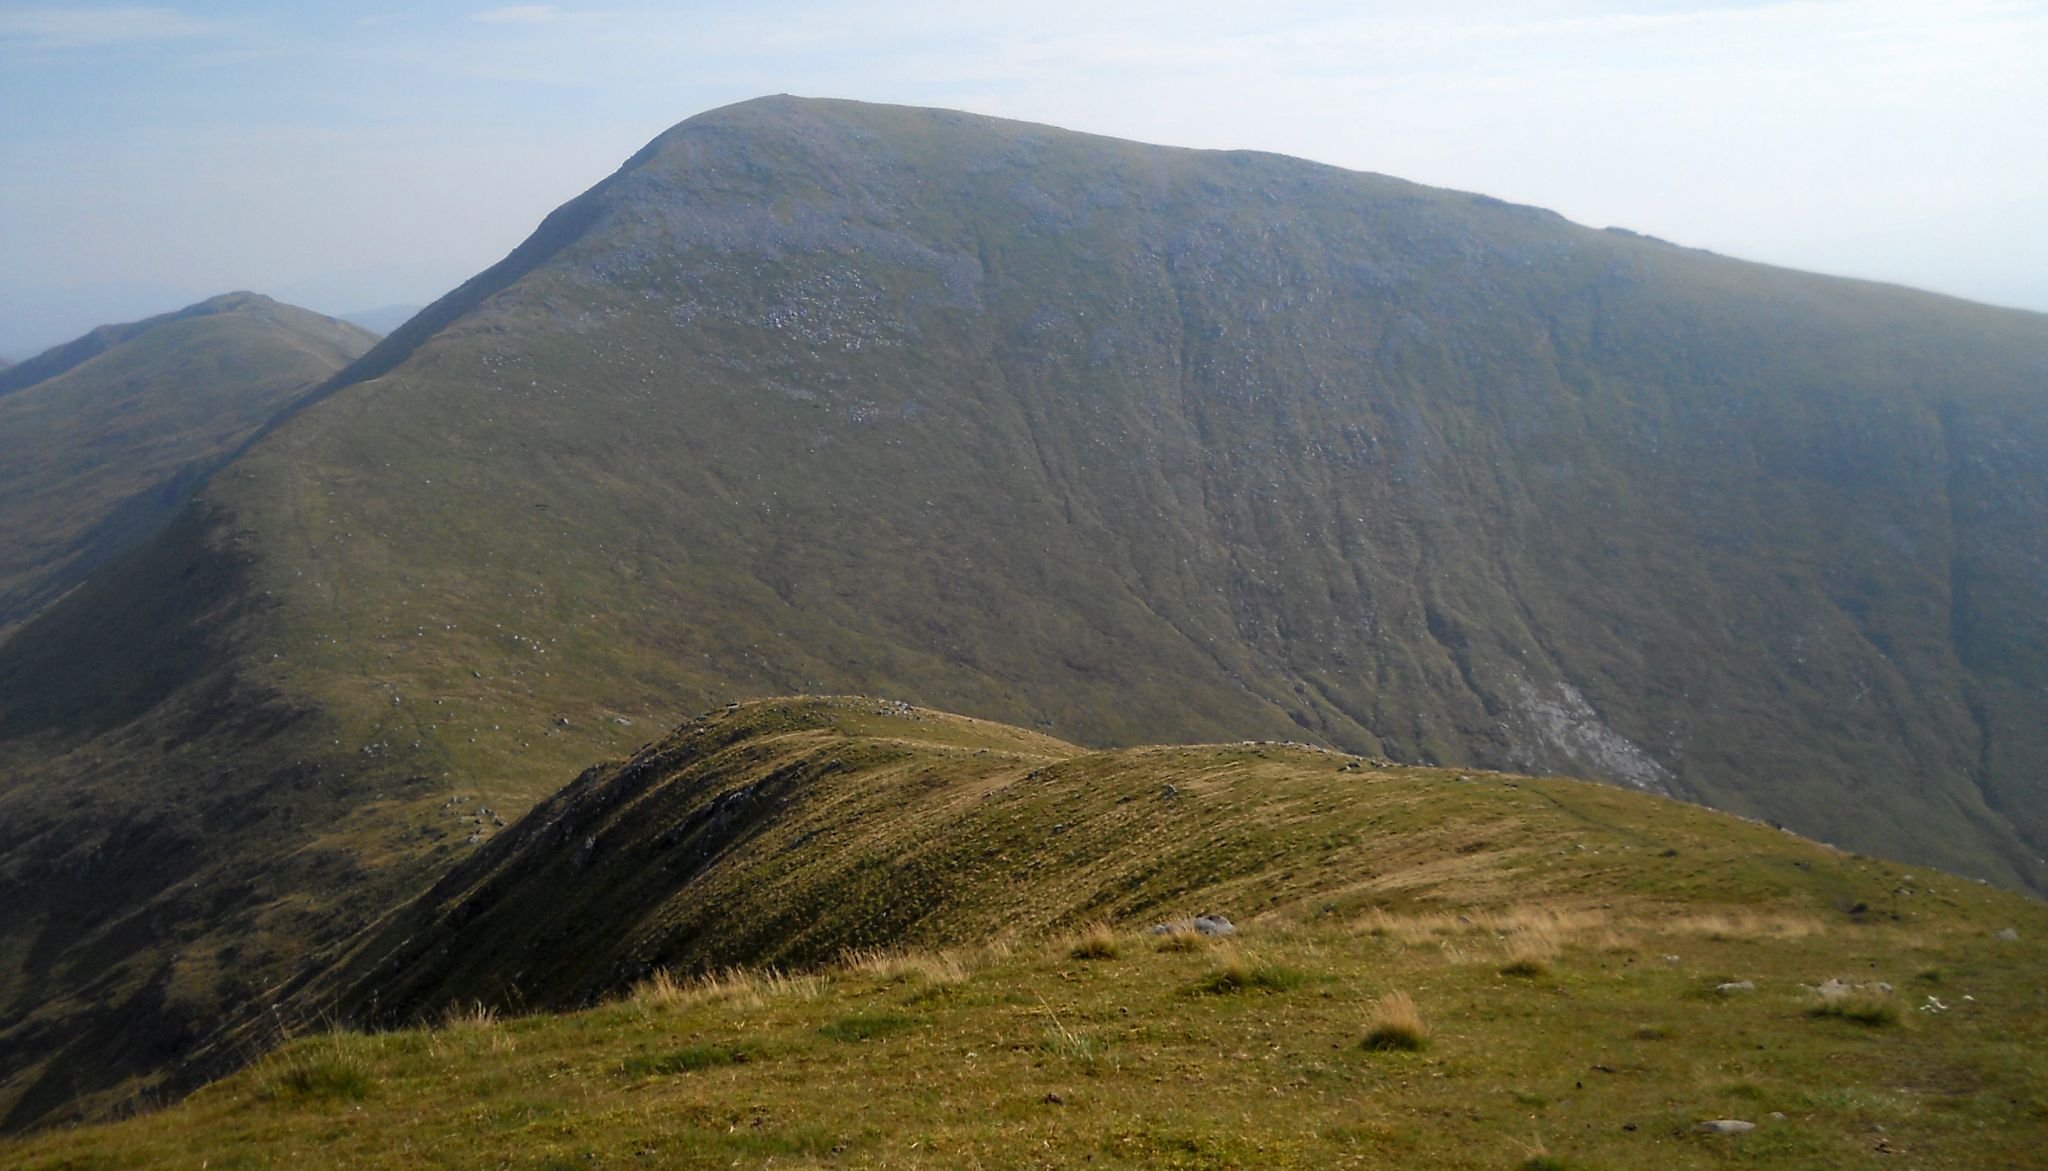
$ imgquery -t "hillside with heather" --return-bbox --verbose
[0,96,2044,1130]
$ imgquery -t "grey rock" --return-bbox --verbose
[1997,927,2020,941]
[1693,1119,1755,1135]
[1716,980,1755,994]
[1149,914,1236,937]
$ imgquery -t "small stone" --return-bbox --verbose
[1042,1092,1063,1105]
[1693,1119,1755,1135]
[1767,1112,1787,1122]
[1997,927,2019,941]
[1717,980,1755,994]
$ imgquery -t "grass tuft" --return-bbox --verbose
[1809,987,1902,1027]
[631,965,821,1011]
[257,1035,376,1103]
[1153,925,1208,953]
[1362,990,1428,1051]
[844,947,971,989]
[1194,955,1305,995]
[1069,922,1120,960]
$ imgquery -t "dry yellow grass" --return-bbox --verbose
[1068,922,1120,960]
[1152,924,1208,953]
[842,946,971,988]
[629,965,822,1011]
[1362,989,1428,1051]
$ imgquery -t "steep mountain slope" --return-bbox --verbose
[213,95,2047,886]
[17,697,2048,1170]
[0,95,2045,1129]
[0,293,377,632]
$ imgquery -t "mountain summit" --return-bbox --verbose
[0,96,2044,1126]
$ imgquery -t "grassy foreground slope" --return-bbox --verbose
[0,292,376,632]
[14,697,2047,1170]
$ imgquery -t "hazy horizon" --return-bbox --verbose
[4,1,2044,359]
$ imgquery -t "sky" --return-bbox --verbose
[2,1,2045,357]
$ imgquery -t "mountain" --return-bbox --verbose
[218,95,2048,884]
[0,293,378,634]
[0,94,2045,1128]
[13,697,2048,1169]
[338,305,420,337]
[0,358,12,372]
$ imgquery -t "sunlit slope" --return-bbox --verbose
[213,97,2048,891]
[23,696,2047,1171]
[297,696,2020,1027]
[0,292,375,632]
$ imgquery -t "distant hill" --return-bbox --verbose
[338,305,420,337]
[0,293,376,635]
[0,96,2044,1130]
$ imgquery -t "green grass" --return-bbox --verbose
[621,1043,753,1075]
[1193,955,1306,995]
[816,1012,917,1043]
[18,895,2048,1169]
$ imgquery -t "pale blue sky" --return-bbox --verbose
[3,1,2045,356]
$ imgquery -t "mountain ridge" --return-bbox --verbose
[0,293,377,635]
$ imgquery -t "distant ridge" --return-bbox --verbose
[0,292,352,399]
[0,293,376,633]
